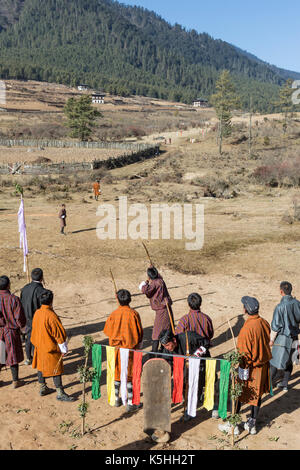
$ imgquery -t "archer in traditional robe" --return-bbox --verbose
[103,289,143,412]
[31,290,74,401]
[175,293,214,342]
[139,266,173,352]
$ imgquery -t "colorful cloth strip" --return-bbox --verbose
[218,360,231,419]
[132,351,143,405]
[203,359,216,411]
[187,358,200,418]
[172,357,184,404]
[106,346,116,406]
[120,348,129,405]
[91,344,102,400]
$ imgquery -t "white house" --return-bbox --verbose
[92,92,105,104]
[193,98,209,108]
[78,84,89,91]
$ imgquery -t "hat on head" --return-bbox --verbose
[241,296,259,315]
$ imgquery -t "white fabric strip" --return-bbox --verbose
[120,348,129,405]
[187,357,200,418]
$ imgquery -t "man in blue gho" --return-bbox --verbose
[270,281,300,391]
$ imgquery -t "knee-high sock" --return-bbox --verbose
[115,381,120,399]
[127,382,133,405]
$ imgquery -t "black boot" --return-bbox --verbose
[56,387,75,402]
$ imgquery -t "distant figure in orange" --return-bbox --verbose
[93,180,101,201]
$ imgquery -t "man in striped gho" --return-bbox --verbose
[175,292,215,414]
[175,293,214,342]
[0,275,26,388]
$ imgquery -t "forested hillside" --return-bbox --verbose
[0,0,298,111]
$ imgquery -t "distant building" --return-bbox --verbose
[78,84,89,91]
[193,98,209,108]
[92,92,105,104]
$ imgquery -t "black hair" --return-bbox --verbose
[187,293,202,310]
[40,290,54,306]
[117,289,131,306]
[0,276,10,290]
[31,268,43,282]
[158,329,175,344]
[280,281,292,295]
[147,267,159,280]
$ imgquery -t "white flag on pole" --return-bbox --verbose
[18,198,28,272]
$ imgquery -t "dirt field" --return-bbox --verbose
[0,81,300,451]
[1,176,300,450]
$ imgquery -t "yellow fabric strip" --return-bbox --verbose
[106,346,116,406]
[203,359,217,411]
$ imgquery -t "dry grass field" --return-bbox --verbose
[0,80,300,451]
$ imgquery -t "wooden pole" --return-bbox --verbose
[141,241,153,266]
[20,193,30,283]
[165,300,175,335]
[109,268,119,305]
[25,254,30,284]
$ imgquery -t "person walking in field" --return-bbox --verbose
[0,276,26,388]
[58,204,67,235]
[93,180,101,201]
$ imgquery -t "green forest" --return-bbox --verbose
[0,0,299,112]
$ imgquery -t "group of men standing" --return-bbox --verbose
[0,265,299,435]
[0,269,74,401]
[104,271,300,435]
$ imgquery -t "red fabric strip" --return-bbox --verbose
[132,351,143,405]
[172,357,184,404]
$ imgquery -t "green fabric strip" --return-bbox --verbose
[92,344,102,400]
[218,360,231,420]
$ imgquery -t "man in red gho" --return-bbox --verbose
[0,276,26,388]
[139,266,174,352]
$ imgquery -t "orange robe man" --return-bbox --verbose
[93,181,101,201]
[219,296,272,436]
[31,290,74,401]
[237,296,272,433]
[104,289,143,412]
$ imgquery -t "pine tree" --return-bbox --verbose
[210,70,241,154]
[275,78,295,134]
[63,94,102,141]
